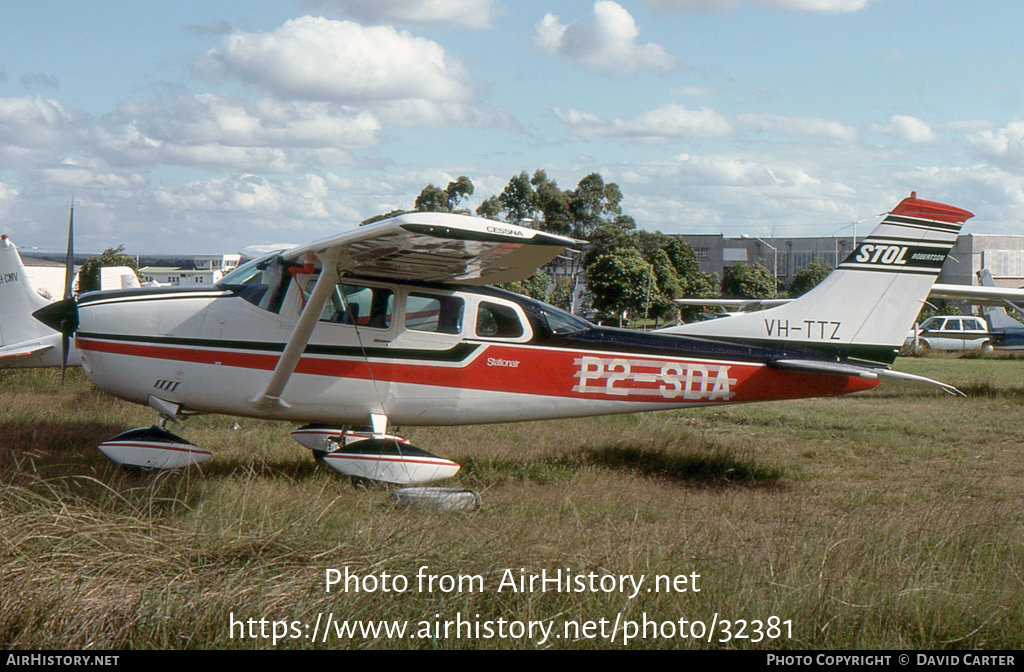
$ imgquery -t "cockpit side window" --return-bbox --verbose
[476,302,524,339]
[219,255,289,314]
[303,280,395,329]
[405,292,464,334]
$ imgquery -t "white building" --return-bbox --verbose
[139,254,241,286]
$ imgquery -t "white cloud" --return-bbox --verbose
[641,0,739,14]
[197,16,474,103]
[374,99,519,129]
[556,103,733,143]
[556,105,856,144]
[535,2,680,78]
[967,120,1024,168]
[737,114,858,142]
[753,0,872,12]
[641,0,871,13]
[871,115,937,144]
[304,0,500,29]
[878,47,908,62]
[0,95,79,152]
[92,93,382,172]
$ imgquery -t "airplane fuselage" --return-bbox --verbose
[70,265,877,427]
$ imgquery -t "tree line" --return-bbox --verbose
[375,171,833,325]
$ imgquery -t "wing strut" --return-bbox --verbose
[248,256,341,410]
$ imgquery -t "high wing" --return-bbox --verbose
[251,212,579,410]
[929,283,1024,307]
[673,298,794,313]
[282,212,579,286]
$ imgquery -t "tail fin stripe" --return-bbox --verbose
[884,215,963,233]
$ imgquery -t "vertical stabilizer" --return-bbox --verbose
[977,269,1024,330]
[0,235,53,347]
[660,193,974,364]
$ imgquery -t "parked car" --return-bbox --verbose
[904,315,994,351]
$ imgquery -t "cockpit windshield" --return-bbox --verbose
[216,253,289,313]
[536,301,591,335]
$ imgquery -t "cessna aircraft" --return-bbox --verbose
[0,233,141,370]
[33,193,972,484]
[0,235,81,369]
[930,269,1024,351]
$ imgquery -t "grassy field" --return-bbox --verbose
[1,355,1022,650]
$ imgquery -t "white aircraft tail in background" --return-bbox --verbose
[98,266,143,290]
[0,235,80,369]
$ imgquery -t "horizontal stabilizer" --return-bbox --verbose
[771,359,964,396]
[0,343,54,359]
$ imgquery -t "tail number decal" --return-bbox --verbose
[573,356,735,401]
[765,319,841,340]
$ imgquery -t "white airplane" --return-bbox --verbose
[0,232,142,370]
[33,193,972,483]
[0,235,82,369]
[929,269,1024,351]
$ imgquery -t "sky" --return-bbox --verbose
[2,0,1024,255]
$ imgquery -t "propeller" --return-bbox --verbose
[61,200,74,379]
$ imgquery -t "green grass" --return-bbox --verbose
[1,358,1023,649]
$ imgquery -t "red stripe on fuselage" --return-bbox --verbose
[75,336,878,404]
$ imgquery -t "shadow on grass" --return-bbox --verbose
[0,422,127,471]
[581,443,785,487]
[460,441,786,489]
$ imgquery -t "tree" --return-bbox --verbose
[586,248,654,326]
[78,246,138,293]
[567,172,622,241]
[647,249,682,322]
[498,171,538,224]
[414,184,450,213]
[720,262,773,299]
[788,261,833,297]
[361,209,408,226]
[496,271,549,301]
[548,277,575,311]
[414,176,475,213]
[475,195,501,220]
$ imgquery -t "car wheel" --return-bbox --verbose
[982,341,994,353]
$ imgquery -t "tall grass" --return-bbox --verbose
[1,362,1022,649]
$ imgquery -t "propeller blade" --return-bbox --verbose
[61,201,74,380]
[64,200,74,300]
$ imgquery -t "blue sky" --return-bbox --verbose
[1,0,1023,254]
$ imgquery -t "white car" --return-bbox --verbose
[905,315,993,351]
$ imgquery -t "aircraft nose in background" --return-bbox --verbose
[32,297,78,336]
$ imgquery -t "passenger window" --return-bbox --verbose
[405,293,464,334]
[476,302,524,339]
[945,319,961,331]
[303,280,394,328]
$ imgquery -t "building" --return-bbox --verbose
[138,254,241,286]
[677,233,1024,290]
